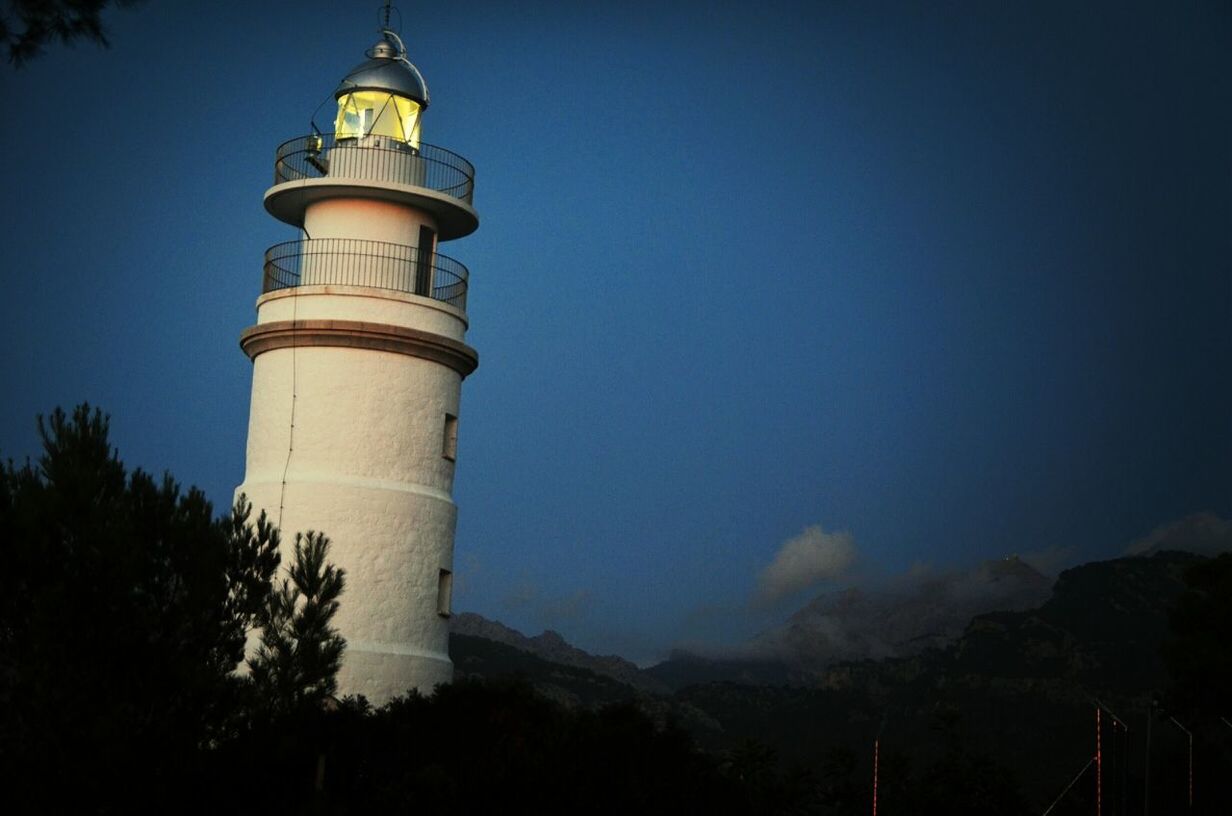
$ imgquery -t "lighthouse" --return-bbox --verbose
[236,28,479,703]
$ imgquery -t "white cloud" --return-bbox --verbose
[754,524,856,605]
[1125,512,1232,557]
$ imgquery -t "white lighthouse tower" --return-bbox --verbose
[236,27,479,703]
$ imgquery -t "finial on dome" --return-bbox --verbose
[369,37,399,60]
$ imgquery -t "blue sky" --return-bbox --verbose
[1,1,1228,662]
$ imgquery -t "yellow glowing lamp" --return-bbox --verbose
[333,33,429,148]
[334,91,422,145]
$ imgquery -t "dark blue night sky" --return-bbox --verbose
[1,0,1228,662]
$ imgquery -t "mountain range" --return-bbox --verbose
[448,550,1216,811]
[648,555,1053,689]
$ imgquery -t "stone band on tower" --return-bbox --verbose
[236,28,478,704]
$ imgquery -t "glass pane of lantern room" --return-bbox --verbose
[334,92,421,146]
[334,95,362,138]
[393,95,422,148]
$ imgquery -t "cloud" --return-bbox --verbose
[754,524,856,605]
[1014,545,1077,576]
[501,583,595,627]
[501,583,539,609]
[539,590,594,622]
[1125,512,1232,557]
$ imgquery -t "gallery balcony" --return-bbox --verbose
[264,134,478,240]
[262,237,469,311]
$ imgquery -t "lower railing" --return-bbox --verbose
[262,238,468,310]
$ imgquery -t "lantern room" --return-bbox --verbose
[262,27,478,241]
[333,34,430,148]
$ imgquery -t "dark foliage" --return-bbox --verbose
[210,677,835,816]
[0,405,342,811]
[1164,553,1232,720]
[1,0,139,64]
[249,531,347,715]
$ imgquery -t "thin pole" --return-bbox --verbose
[1118,722,1127,816]
[1188,731,1193,810]
[1042,757,1096,816]
[1144,703,1153,816]
[872,738,879,816]
[1097,707,1102,816]
[1115,721,1123,816]
[1094,699,1129,816]
[1169,716,1192,811]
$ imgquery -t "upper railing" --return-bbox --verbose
[263,238,469,311]
[273,134,475,205]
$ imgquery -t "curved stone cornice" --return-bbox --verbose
[240,319,478,378]
[264,178,479,240]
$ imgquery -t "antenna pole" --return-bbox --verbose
[1096,707,1102,816]
[1168,717,1192,811]
[871,738,879,816]
[1042,757,1096,816]
[1144,699,1154,816]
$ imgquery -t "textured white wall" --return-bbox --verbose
[242,343,460,487]
[303,198,438,245]
[256,287,467,341]
[237,315,465,702]
[239,477,456,700]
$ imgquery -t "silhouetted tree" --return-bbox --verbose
[205,677,788,815]
[249,531,346,714]
[0,404,342,812]
[1,0,139,64]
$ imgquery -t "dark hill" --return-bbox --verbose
[450,552,1213,812]
[449,633,645,708]
[647,555,1052,690]
[451,612,668,694]
[677,552,1205,810]
[644,650,797,690]
[951,550,1201,694]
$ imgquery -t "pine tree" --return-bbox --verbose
[249,531,347,713]
[2,0,139,65]
[0,404,344,809]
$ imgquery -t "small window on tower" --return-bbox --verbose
[437,569,453,618]
[442,413,458,461]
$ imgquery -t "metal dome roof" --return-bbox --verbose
[333,36,430,109]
